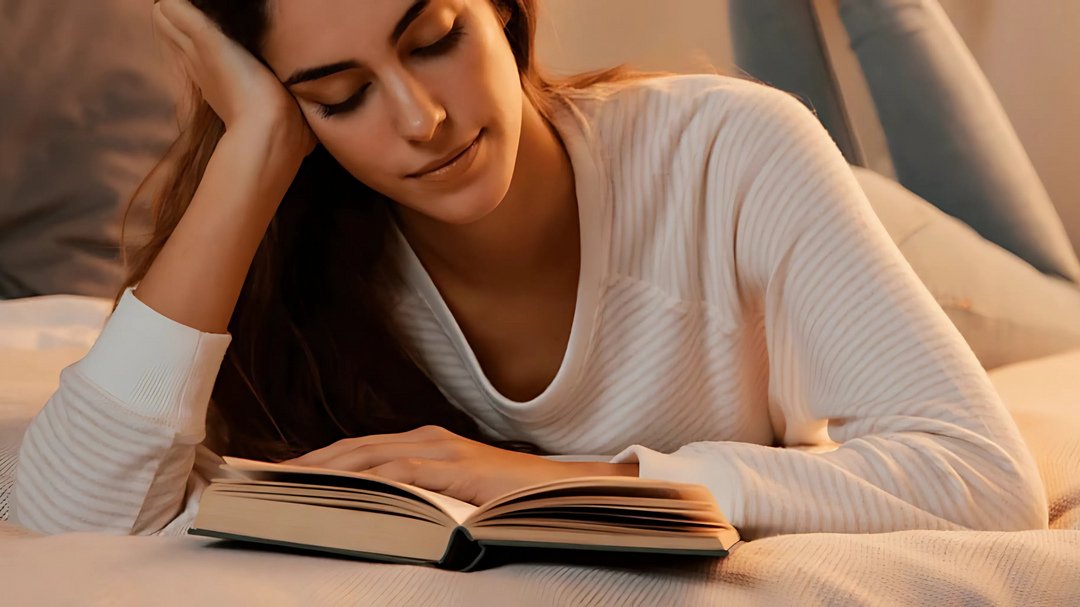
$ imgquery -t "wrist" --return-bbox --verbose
[225,115,310,168]
[570,462,639,478]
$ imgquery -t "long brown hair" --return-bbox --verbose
[124,0,638,461]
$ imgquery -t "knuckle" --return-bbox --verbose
[447,478,479,504]
[439,440,467,459]
[418,425,448,438]
[385,458,420,475]
[159,0,182,20]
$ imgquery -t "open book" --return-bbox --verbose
[189,457,740,571]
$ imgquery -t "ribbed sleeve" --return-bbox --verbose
[14,290,230,535]
[608,82,1048,538]
[76,289,232,441]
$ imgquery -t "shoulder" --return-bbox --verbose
[564,73,819,150]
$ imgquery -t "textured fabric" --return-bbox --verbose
[0,524,1078,606]
[837,0,1080,282]
[0,442,15,523]
[14,75,1047,541]
[0,0,175,298]
[77,288,232,441]
[0,344,100,526]
[855,167,1080,369]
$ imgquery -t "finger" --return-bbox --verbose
[158,0,222,47]
[152,3,195,57]
[152,7,199,87]
[301,440,467,473]
[367,458,479,503]
[283,426,458,467]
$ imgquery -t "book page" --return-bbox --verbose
[468,476,725,522]
[222,457,478,525]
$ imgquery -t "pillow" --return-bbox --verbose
[0,0,176,298]
[0,347,92,523]
[855,166,1080,370]
[989,350,1080,530]
[0,294,109,522]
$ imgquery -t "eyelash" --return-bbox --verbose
[317,84,370,118]
[317,24,466,119]
[412,23,466,58]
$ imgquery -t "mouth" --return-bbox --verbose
[408,130,483,181]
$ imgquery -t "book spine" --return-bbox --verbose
[437,527,486,572]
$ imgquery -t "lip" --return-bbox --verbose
[408,131,483,181]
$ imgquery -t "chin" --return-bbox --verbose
[419,163,514,226]
[431,184,506,225]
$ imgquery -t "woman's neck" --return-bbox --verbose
[395,95,580,293]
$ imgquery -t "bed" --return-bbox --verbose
[1,295,1078,606]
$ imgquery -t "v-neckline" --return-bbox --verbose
[392,97,610,421]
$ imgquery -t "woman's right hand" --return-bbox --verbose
[135,0,316,333]
[153,0,315,155]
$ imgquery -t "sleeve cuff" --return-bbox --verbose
[611,444,738,516]
[75,287,232,440]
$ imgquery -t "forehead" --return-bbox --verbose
[263,0,420,78]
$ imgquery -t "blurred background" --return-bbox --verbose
[1,0,1078,305]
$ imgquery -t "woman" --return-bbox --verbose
[13,0,1046,540]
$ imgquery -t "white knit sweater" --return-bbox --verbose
[13,75,1048,539]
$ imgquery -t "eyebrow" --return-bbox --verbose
[283,61,361,87]
[282,0,431,87]
[391,0,430,45]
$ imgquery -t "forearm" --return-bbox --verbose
[702,82,1046,536]
[136,123,306,334]
[14,368,194,534]
[614,426,1047,539]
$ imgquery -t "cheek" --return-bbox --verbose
[458,21,523,130]
[309,118,401,186]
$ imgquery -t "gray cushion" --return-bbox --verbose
[838,0,1080,282]
[727,0,863,166]
[0,0,176,298]
[856,166,1080,369]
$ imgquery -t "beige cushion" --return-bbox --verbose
[989,349,1080,530]
[855,166,1080,370]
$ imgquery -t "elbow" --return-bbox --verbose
[960,451,1048,532]
[993,471,1049,532]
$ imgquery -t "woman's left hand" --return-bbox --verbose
[281,425,638,505]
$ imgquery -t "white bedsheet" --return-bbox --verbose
[1,295,1078,606]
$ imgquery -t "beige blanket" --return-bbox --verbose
[1,521,1076,606]
[1,313,1078,605]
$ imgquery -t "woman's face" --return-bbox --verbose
[262,0,523,225]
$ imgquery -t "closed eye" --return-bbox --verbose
[315,22,464,119]
[412,23,465,58]
[317,84,371,119]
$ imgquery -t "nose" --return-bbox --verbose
[386,69,446,143]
